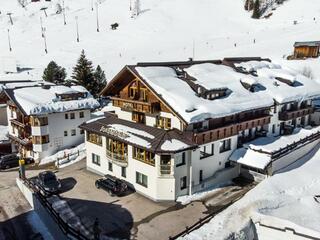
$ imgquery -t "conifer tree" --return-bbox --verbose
[93,65,107,96]
[71,50,95,94]
[252,0,261,19]
[43,61,67,84]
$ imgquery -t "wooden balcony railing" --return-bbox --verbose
[10,118,28,128]
[106,149,128,166]
[8,135,32,149]
[111,97,159,114]
[279,107,314,121]
[193,115,271,145]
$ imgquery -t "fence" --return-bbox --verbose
[23,178,91,240]
[56,149,86,167]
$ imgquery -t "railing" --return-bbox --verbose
[106,149,128,166]
[194,115,271,145]
[10,118,27,128]
[279,106,314,121]
[56,149,86,167]
[8,134,32,148]
[159,164,174,176]
[111,97,159,114]
[23,178,91,240]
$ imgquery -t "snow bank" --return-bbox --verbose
[161,139,190,151]
[183,144,320,239]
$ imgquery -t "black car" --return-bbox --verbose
[0,154,20,170]
[37,171,61,195]
[95,174,128,196]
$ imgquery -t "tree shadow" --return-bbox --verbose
[59,177,77,194]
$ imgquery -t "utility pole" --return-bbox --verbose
[62,0,66,25]
[43,28,48,53]
[96,2,99,32]
[40,17,44,37]
[75,16,79,42]
[7,29,12,52]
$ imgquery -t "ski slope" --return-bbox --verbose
[1,0,320,81]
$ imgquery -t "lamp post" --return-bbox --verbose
[95,2,99,32]
[7,29,12,52]
[7,13,13,25]
[75,16,79,42]
[40,17,44,37]
[43,27,48,53]
[63,0,66,25]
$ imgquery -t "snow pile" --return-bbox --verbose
[0,125,9,143]
[40,143,86,166]
[183,144,320,240]
[13,85,100,115]
[230,147,271,170]
[177,182,232,205]
[161,139,190,151]
[136,64,273,123]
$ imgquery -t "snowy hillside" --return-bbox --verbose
[1,0,320,81]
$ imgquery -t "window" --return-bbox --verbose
[272,124,276,134]
[71,129,76,136]
[156,116,171,129]
[30,116,48,126]
[129,82,138,99]
[200,144,214,159]
[65,113,68,119]
[10,109,14,118]
[133,147,155,166]
[108,162,113,172]
[64,131,68,137]
[199,170,203,183]
[176,152,186,167]
[180,176,187,190]
[87,132,102,146]
[140,87,148,101]
[160,155,172,175]
[136,172,148,187]
[80,129,84,135]
[121,167,126,178]
[70,113,75,119]
[32,135,50,144]
[92,153,100,166]
[132,112,145,124]
[106,138,128,162]
[79,111,84,118]
[219,139,231,153]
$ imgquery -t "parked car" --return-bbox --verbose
[0,154,20,170]
[36,171,61,195]
[95,174,128,196]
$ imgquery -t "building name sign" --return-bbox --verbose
[100,126,130,139]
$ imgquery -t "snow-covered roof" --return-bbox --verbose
[5,85,99,115]
[236,61,320,104]
[229,148,271,170]
[135,63,273,123]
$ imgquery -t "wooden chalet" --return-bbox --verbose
[293,41,320,59]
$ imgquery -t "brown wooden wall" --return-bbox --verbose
[294,46,319,58]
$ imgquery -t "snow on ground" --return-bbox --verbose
[40,143,85,166]
[0,125,9,142]
[183,144,320,240]
[177,182,233,205]
[1,0,320,82]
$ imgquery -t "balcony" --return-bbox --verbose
[111,97,159,114]
[106,149,128,167]
[8,135,32,149]
[159,164,174,176]
[33,143,49,152]
[279,107,314,121]
[194,115,271,145]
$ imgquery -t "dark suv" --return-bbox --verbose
[36,171,61,195]
[95,174,128,196]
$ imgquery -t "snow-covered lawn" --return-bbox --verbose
[40,143,86,167]
[183,144,320,239]
[0,125,9,143]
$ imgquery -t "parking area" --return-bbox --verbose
[50,160,255,240]
[0,160,256,240]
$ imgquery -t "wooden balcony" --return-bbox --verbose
[8,135,32,149]
[111,97,159,114]
[193,115,271,145]
[10,118,27,128]
[279,107,314,121]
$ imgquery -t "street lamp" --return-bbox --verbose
[7,29,12,52]
[7,13,13,25]
[95,2,99,32]
[43,27,48,53]
[40,17,44,37]
[62,0,66,25]
[75,16,79,42]
[40,7,48,17]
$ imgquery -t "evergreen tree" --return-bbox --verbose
[71,50,95,94]
[252,0,261,19]
[43,61,67,84]
[93,65,107,96]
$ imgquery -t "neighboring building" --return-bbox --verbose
[4,84,99,161]
[81,58,320,201]
[293,41,320,59]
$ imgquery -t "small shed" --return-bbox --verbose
[293,41,320,59]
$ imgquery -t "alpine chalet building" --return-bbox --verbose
[80,58,320,201]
